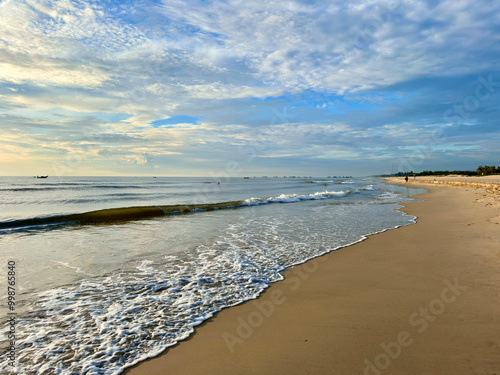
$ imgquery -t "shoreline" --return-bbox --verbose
[124,179,500,375]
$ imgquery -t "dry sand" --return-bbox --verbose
[124,178,500,375]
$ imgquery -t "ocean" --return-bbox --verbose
[0,176,425,374]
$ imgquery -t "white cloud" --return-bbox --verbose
[155,0,500,93]
[0,60,109,88]
[179,83,283,99]
[123,152,153,165]
[1,0,499,175]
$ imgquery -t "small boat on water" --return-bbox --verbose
[36,176,49,179]
[243,177,250,179]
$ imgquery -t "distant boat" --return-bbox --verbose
[243,177,250,179]
[36,175,48,179]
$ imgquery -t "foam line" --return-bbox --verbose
[0,191,350,230]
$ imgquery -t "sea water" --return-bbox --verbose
[0,176,425,374]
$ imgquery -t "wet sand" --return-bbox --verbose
[124,178,500,375]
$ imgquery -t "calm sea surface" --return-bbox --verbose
[0,176,425,374]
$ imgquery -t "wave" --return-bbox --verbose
[0,187,61,192]
[0,185,149,192]
[0,190,349,231]
[0,201,243,231]
[376,192,401,199]
[241,190,348,205]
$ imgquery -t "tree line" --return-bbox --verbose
[380,165,500,177]
[476,165,500,175]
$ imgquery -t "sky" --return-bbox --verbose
[0,0,499,177]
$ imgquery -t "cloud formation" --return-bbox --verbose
[0,0,499,176]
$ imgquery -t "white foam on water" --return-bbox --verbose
[376,192,401,199]
[241,190,348,206]
[4,241,285,374]
[54,261,94,276]
[0,185,420,375]
[136,260,155,273]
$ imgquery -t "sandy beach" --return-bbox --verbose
[124,178,500,375]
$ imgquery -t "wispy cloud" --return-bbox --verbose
[0,0,499,175]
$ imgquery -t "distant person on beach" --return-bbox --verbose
[405,175,408,183]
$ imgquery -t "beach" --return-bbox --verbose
[124,178,500,375]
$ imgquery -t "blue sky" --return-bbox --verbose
[0,0,499,176]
